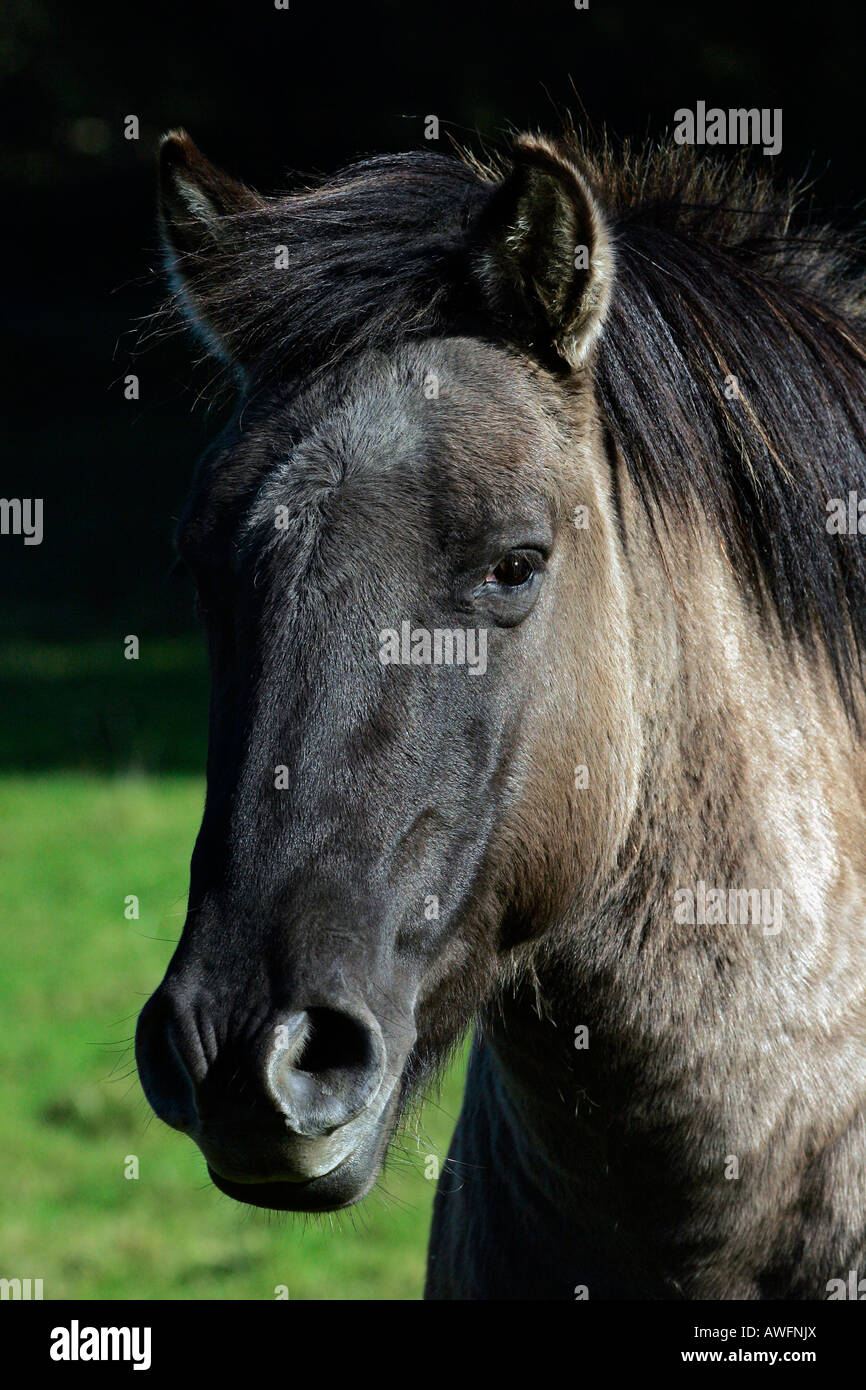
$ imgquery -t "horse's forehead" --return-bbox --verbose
[287,341,554,458]
[241,344,564,531]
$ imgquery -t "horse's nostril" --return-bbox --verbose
[266,1006,386,1138]
[135,993,198,1134]
[295,1008,376,1075]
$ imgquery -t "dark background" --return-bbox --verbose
[2,0,864,765]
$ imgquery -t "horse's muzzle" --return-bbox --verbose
[135,986,407,1209]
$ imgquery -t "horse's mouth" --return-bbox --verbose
[202,1087,400,1212]
[206,1153,367,1211]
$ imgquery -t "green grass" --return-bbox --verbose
[0,773,466,1300]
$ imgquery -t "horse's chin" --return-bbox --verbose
[207,1154,377,1212]
[204,1090,400,1212]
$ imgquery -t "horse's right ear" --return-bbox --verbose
[158,130,262,366]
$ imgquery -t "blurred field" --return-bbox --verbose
[0,770,466,1299]
[0,639,211,773]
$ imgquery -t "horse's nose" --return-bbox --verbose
[134,990,200,1134]
[265,1007,386,1137]
[136,990,387,1141]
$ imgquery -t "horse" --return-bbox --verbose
[135,124,866,1299]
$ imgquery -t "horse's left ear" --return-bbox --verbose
[473,135,613,367]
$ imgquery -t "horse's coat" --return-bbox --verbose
[136,125,866,1299]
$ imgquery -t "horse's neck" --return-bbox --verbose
[471,541,866,1293]
[481,854,866,1296]
[607,507,866,1004]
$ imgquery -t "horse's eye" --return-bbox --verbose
[488,552,535,587]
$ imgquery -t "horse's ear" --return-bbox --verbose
[473,135,613,367]
[158,130,262,365]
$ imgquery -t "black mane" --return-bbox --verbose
[582,137,866,711]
